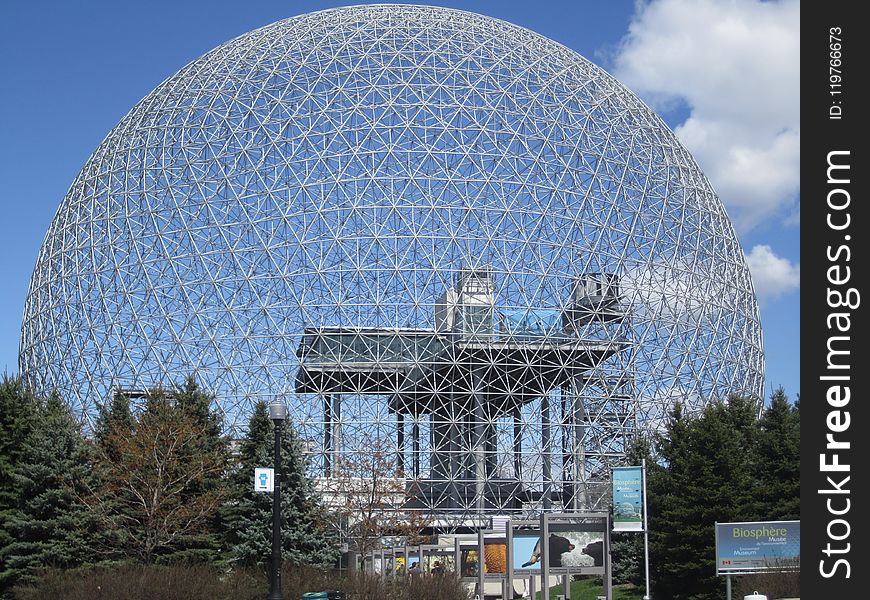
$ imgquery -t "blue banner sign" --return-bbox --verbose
[612,466,643,531]
[715,521,800,574]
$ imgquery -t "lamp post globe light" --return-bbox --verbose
[20,5,763,522]
[268,401,287,600]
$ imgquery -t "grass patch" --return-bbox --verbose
[532,577,645,600]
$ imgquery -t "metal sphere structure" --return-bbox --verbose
[20,5,763,517]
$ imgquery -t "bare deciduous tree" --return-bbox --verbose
[84,392,228,563]
[319,439,429,561]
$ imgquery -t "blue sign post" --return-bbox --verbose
[612,466,644,532]
[612,462,650,599]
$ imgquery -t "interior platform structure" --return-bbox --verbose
[295,268,630,519]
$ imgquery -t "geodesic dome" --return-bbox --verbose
[20,5,763,516]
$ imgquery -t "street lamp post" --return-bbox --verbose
[268,401,288,600]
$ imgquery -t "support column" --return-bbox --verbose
[561,387,572,509]
[513,408,523,480]
[397,412,405,476]
[431,404,449,480]
[332,394,342,472]
[447,394,461,509]
[324,394,332,476]
[571,379,588,510]
[542,393,552,510]
[472,368,486,514]
[412,418,421,478]
[484,424,497,477]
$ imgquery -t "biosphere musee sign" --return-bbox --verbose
[715,521,800,574]
[612,466,644,531]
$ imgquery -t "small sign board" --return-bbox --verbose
[455,538,480,581]
[715,521,800,574]
[506,513,611,600]
[612,465,644,531]
[541,513,608,577]
[254,467,274,492]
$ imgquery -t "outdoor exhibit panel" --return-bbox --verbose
[19,5,763,518]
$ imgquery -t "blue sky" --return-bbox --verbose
[0,0,799,402]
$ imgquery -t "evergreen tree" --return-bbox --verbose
[176,375,223,448]
[0,394,98,591]
[0,377,37,527]
[167,377,227,564]
[94,389,134,451]
[223,400,338,568]
[755,388,800,521]
[0,376,38,597]
[649,396,761,600]
[89,388,136,561]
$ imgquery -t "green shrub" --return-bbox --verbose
[12,563,472,600]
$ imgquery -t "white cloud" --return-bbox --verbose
[745,245,799,301]
[613,0,800,233]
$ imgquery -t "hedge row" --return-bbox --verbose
[12,564,472,600]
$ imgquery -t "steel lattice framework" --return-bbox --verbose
[20,5,763,520]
